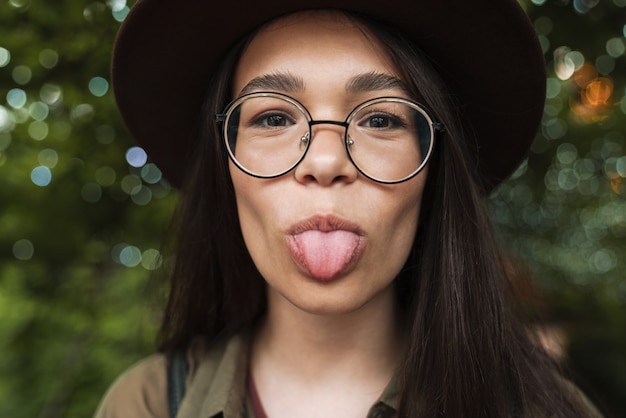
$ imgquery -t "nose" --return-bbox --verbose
[294,123,358,186]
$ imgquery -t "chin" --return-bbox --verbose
[271,274,397,318]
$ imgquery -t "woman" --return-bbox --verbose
[96,0,602,417]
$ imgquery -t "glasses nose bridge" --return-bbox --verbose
[308,119,349,131]
[306,119,350,143]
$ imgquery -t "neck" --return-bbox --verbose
[251,284,404,383]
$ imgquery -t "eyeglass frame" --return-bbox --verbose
[216,91,444,184]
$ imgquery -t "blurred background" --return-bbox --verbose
[0,0,624,417]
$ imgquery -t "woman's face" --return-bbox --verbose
[230,11,427,315]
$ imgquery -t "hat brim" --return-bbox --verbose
[112,0,546,191]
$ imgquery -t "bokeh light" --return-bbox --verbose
[0,106,15,132]
[39,84,62,106]
[131,185,152,205]
[606,37,625,58]
[616,156,626,177]
[0,47,10,67]
[140,163,162,184]
[7,88,27,108]
[589,248,617,273]
[88,77,109,97]
[573,0,601,14]
[38,49,58,69]
[583,77,613,106]
[566,59,616,123]
[554,47,585,80]
[107,0,127,11]
[120,174,141,195]
[29,101,49,121]
[12,239,34,261]
[542,118,567,140]
[28,121,49,140]
[30,166,52,186]
[38,148,58,168]
[110,243,147,268]
[141,248,162,270]
[120,246,141,267]
[13,107,28,123]
[556,143,578,165]
[12,65,32,85]
[9,0,30,8]
[546,77,561,99]
[110,242,143,267]
[125,146,147,168]
[70,103,94,123]
[108,0,130,22]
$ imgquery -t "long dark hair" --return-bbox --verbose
[157,12,596,418]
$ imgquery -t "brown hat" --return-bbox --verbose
[112,0,546,191]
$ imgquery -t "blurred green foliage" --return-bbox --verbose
[0,0,624,417]
[1,1,175,417]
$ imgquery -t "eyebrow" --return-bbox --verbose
[238,71,408,96]
[239,73,305,96]
[345,72,409,93]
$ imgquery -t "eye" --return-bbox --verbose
[359,113,406,129]
[253,111,295,128]
[367,116,390,128]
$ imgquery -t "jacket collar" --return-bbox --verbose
[178,329,399,418]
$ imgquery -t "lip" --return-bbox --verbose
[286,214,366,236]
[286,215,366,281]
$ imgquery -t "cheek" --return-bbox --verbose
[382,199,421,259]
[230,167,267,240]
[365,179,424,266]
[230,166,288,273]
[366,175,423,232]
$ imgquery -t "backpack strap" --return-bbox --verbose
[167,348,188,418]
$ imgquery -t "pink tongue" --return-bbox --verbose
[294,230,360,280]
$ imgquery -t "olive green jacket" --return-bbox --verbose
[94,330,399,418]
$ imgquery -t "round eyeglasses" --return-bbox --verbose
[216,92,443,184]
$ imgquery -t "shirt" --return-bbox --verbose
[94,330,603,418]
[93,329,399,418]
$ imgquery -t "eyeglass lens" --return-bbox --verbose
[224,94,434,183]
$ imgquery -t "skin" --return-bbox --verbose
[229,11,427,417]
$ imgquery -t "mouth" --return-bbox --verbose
[286,215,366,281]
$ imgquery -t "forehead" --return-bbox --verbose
[258,9,366,36]
[232,10,403,97]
